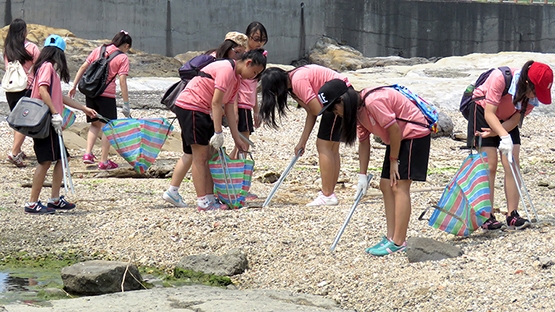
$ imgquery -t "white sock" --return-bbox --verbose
[49,197,60,203]
[168,186,179,194]
[197,196,210,208]
[206,194,215,203]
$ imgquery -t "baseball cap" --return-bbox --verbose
[44,34,66,52]
[317,79,349,115]
[528,62,553,104]
[225,31,248,49]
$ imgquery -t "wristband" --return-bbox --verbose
[124,101,130,105]
[389,156,398,162]
[214,131,222,134]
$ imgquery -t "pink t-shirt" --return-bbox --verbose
[85,44,129,98]
[289,65,350,110]
[3,40,40,88]
[237,78,257,109]
[357,88,431,144]
[30,62,64,114]
[175,60,240,114]
[474,68,533,120]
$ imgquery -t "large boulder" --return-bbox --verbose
[61,260,144,295]
[308,36,430,72]
[176,249,248,276]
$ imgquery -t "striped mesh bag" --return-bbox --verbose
[101,118,174,174]
[61,107,76,130]
[208,150,254,209]
[426,152,491,236]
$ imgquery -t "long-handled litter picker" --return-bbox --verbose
[507,156,538,222]
[330,173,373,252]
[218,147,238,207]
[262,149,303,208]
[57,128,74,194]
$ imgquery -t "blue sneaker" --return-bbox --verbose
[365,236,390,254]
[368,240,406,257]
[25,201,55,214]
[162,191,187,208]
[47,196,76,210]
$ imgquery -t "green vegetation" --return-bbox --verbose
[173,268,232,287]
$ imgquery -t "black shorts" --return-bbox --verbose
[6,89,31,111]
[86,96,117,123]
[175,106,214,155]
[317,111,342,142]
[237,108,254,134]
[33,127,69,164]
[381,134,431,182]
[467,101,520,148]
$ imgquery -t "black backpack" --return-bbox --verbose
[460,66,512,120]
[161,57,235,112]
[78,45,122,98]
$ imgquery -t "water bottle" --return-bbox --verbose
[464,84,475,96]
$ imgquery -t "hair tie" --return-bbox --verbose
[120,29,129,35]
[262,50,268,57]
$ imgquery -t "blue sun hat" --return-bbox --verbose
[44,34,66,51]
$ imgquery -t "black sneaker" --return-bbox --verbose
[47,196,76,210]
[481,215,503,230]
[24,201,55,214]
[506,210,531,230]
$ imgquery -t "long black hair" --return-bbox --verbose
[322,86,361,145]
[3,18,33,64]
[33,46,70,83]
[512,60,535,108]
[260,67,290,129]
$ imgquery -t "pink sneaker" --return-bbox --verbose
[245,192,258,201]
[7,152,26,168]
[306,191,339,206]
[83,153,96,164]
[98,160,119,170]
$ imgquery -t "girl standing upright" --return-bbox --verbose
[260,65,349,206]
[470,61,553,230]
[3,18,40,167]
[69,30,132,170]
[230,22,268,159]
[25,35,97,214]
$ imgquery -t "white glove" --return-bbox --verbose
[498,135,513,163]
[210,132,224,149]
[51,113,63,134]
[354,173,368,199]
[122,102,131,118]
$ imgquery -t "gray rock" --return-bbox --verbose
[406,237,463,263]
[61,260,144,295]
[308,36,430,72]
[433,111,454,138]
[176,248,248,276]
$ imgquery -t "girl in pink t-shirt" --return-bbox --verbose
[469,61,553,230]
[165,49,266,211]
[69,30,132,170]
[317,79,432,257]
[3,18,40,167]
[25,35,97,215]
[260,65,350,206]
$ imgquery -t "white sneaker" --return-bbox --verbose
[306,191,339,206]
[162,191,187,207]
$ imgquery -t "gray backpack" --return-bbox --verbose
[6,97,51,139]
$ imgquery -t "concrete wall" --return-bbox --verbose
[326,0,555,58]
[2,0,555,64]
